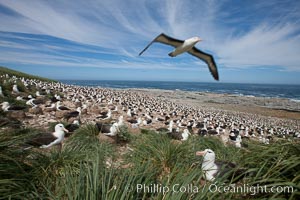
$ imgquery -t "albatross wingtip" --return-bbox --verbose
[215,75,219,81]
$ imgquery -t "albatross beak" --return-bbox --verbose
[63,128,69,133]
[196,37,203,42]
[195,151,206,156]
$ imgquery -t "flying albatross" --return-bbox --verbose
[139,33,219,80]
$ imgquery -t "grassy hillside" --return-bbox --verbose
[0,66,56,104]
[0,67,299,199]
[0,66,57,82]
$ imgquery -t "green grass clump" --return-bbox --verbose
[130,133,194,177]
[116,125,132,144]
[0,123,299,199]
[0,127,42,199]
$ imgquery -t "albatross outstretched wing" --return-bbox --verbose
[139,33,184,56]
[188,47,219,80]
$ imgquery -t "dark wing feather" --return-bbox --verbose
[215,161,246,182]
[59,106,70,110]
[167,131,183,140]
[139,33,184,56]
[26,133,56,146]
[215,160,236,177]
[8,105,26,110]
[65,124,79,133]
[188,47,219,80]
[64,111,79,119]
[33,99,45,105]
[127,119,137,123]
[96,122,112,133]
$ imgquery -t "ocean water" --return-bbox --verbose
[60,80,300,101]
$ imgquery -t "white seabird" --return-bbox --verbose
[1,102,26,111]
[117,115,124,126]
[26,98,45,107]
[181,129,190,141]
[64,107,81,120]
[196,149,246,182]
[97,109,112,120]
[25,123,68,149]
[104,123,120,136]
[96,122,120,136]
[127,117,142,128]
[0,86,4,97]
[139,33,219,80]
[65,120,80,136]
[12,84,20,93]
[56,101,70,111]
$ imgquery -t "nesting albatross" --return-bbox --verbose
[25,123,68,149]
[1,102,26,111]
[96,122,120,136]
[139,33,219,80]
[196,149,246,182]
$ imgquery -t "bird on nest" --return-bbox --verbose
[196,149,247,182]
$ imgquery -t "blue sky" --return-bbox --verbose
[0,0,300,84]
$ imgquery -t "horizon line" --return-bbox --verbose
[58,79,300,86]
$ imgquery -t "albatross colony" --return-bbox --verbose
[0,73,299,148]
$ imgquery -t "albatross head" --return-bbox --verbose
[196,149,215,162]
[192,37,202,43]
[1,102,9,110]
[55,123,69,133]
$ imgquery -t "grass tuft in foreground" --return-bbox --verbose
[0,125,299,199]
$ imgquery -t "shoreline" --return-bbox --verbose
[58,83,300,120]
[62,83,300,115]
[60,80,300,101]
[124,88,300,120]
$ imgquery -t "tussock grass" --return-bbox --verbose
[0,127,41,199]
[116,125,132,144]
[0,123,299,199]
[130,133,194,177]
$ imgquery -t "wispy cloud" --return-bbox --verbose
[218,23,300,70]
[0,0,300,79]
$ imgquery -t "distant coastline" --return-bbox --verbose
[60,80,300,101]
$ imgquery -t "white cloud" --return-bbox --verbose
[218,23,300,70]
[0,48,201,72]
[0,0,299,73]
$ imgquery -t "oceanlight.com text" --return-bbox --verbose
[135,183,294,196]
[208,183,294,196]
